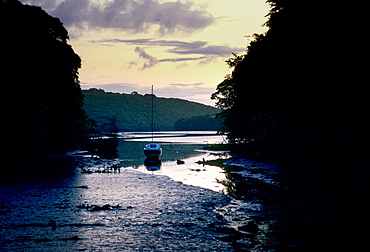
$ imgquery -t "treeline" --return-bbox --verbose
[1,0,88,173]
[174,115,223,131]
[212,0,367,246]
[82,89,221,132]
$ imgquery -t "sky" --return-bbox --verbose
[21,0,270,106]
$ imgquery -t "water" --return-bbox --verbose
[0,166,233,251]
[117,131,230,192]
[2,131,354,250]
[0,131,235,251]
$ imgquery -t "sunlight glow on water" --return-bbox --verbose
[118,131,229,192]
[128,151,230,193]
[120,131,226,144]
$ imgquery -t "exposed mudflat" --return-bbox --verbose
[0,163,234,251]
[2,153,364,251]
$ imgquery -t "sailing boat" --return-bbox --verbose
[143,85,162,159]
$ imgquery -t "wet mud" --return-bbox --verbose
[1,153,366,251]
[0,158,234,251]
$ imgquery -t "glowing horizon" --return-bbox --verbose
[21,0,269,106]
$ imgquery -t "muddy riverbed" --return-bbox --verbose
[0,154,289,252]
[0,162,234,251]
[1,132,366,251]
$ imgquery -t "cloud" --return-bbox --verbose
[154,83,216,105]
[159,57,206,62]
[21,0,215,36]
[169,82,204,87]
[168,45,245,57]
[117,37,245,70]
[198,55,218,66]
[92,38,245,57]
[130,46,208,70]
[133,46,159,70]
[91,38,208,51]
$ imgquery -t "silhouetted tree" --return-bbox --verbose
[0,0,88,168]
[212,0,367,161]
[212,1,368,244]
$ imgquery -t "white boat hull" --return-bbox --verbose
[144,143,162,158]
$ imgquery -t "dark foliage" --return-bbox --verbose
[174,114,223,131]
[212,0,368,245]
[0,0,88,169]
[82,89,220,131]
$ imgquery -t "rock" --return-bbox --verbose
[177,160,185,165]
[179,222,195,227]
[89,205,107,211]
[238,222,259,233]
[87,204,121,211]
[76,204,91,209]
[215,226,239,235]
[54,203,69,209]
[151,223,163,227]
[72,185,88,189]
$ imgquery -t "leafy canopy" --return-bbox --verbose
[1,0,88,163]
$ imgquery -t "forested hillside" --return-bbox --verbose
[174,115,223,131]
[82,89,221,132]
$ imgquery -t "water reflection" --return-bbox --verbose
[115,131,229,192]
[117,131,225,168]
[119,131,223,143]
[144,158,162,171]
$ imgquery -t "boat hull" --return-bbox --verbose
[144,149,162,158]
[144,143,162,159]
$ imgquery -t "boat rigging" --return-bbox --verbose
[143,85,162,159]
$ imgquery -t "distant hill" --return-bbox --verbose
[174,114,223,131]
[82,89,221,132]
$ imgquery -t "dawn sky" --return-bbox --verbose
[21,0,269,105]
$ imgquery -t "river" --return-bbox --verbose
[0,131,237,251]
[1,131,361,251]
[117,131,229,192]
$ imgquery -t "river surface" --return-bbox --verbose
[1,131,359,251]
[117,131,229,192]
[0,131,238,251]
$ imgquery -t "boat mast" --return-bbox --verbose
[151,85,154,142]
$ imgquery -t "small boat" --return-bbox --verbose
[143,85,162,159]
[144,143,162,158]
